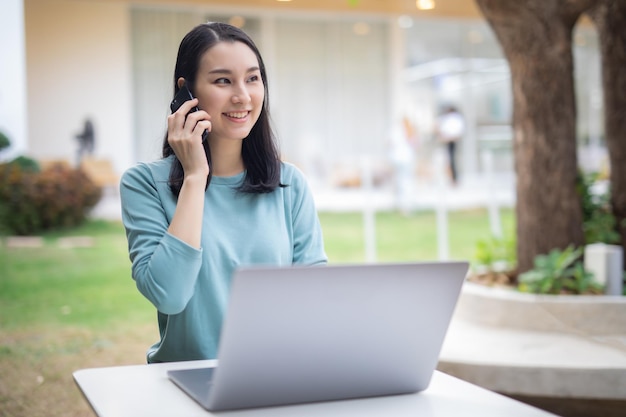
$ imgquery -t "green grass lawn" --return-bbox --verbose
[0,209,514,330]
[320,208,515,263]
[0,208,514,417]
[0,220,156,331]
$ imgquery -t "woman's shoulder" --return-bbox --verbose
[279,160,316,198]
[280,160,307,184]
[121,156,173,186]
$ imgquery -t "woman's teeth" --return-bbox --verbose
[225,112,247,119]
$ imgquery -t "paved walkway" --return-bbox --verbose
[439,283,626,403]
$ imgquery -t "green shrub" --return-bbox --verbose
[518,245,603,295]
[473,233,516,272]
[9,155,40,172]
[0,161,102,235]
[577,171,620,244]
[0,130,9,152]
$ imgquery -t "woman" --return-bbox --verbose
[120,22,327,363]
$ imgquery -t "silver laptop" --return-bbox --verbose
[167,261,468,411]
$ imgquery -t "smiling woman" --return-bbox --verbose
[119,22,327,364]
[193,41,264,148]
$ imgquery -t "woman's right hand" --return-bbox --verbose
[167,98,212,179]
[166,98,211,248]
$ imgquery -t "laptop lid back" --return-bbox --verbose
[207,261,468,410]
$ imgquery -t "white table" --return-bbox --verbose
[73,360,558,417]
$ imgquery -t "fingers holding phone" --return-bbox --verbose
[169,82,210,142]
[186,107,212,142]
[168,95,211,177]
[168,98,211,143]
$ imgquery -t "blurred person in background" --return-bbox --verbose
[388,115,418,214]
[435,105,464,185]
[75,118,95,164]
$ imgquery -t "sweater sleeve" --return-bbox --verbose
[119,164,203,314]
[284,164,328,265]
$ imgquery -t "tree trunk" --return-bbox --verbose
[475,0,594,273]
[586,0,626,269]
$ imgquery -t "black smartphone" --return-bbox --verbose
[170,82,199,114]
[169,82,208,141]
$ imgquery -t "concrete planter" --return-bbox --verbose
[438,281,626,406]
[455,281,626,335]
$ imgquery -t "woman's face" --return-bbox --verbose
[193,41,264,143]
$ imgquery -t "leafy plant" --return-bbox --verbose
[9,155,40,172]
[518,245,603,295]
[0,161,102,235]
[577,171,620,244]
[473,233,516,272]
[0,130,10,152]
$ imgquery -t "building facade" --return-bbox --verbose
[0,0,603,187]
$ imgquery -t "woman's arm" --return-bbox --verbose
[285,164,328,265]
[120,164,203,315]
[166,98,211,248]
[167,173,206,248]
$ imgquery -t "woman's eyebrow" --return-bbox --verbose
[208,66,260,75]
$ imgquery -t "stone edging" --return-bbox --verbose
[1,236,95,249]
[455,281,626,335]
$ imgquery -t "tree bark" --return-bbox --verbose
[475,0,594,272]
[586,0,626,268]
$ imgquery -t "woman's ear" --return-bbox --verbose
[177,77,186,89]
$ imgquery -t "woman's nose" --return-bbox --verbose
[231,84,251,104]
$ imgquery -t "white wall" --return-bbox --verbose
[0,0,28,160]
[21,1,522,184]
[129,8,392,182]
[25,0,133,173]
[130,8,204,163]
[272,17,390,180]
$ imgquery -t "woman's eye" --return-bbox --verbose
[215,78,230,84]
[247,75,260,83]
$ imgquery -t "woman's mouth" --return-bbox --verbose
[224,111,249,120]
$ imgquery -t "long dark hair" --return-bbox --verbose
[162,22,282,196]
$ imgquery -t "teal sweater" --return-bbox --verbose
[120,156,327,363]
